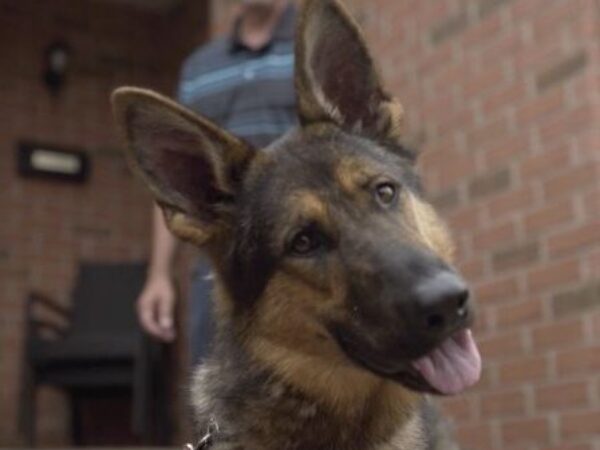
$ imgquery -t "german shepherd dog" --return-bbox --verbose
[112,0,481,448]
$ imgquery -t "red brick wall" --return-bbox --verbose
[343,0,599,448]
[0,0,208,445]
[347,1,599,449]
[209,1,600,449]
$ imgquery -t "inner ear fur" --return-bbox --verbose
[111,87,255,244]
[296,0,404,140]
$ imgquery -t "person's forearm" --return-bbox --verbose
[148,205,179,279]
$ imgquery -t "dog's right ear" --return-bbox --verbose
[296,0,404,141]
[111,87,255,245]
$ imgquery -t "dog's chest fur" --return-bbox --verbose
[190,342,438,450]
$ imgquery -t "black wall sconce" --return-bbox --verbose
[43,41,71,95]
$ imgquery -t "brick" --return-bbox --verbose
[535,381,590,411]
[521,146,571,179]
[548,223,600,257]
[455,422,493,449]
[472,221,517,251]
[483,134,529,168]
[467,117,510,150]
[482,79,527,115]
[539,106,593,146]
[552,281,600,318]
[540,444,591,450]
[560,411,600,439]
[593,310,600,339]
[474,276,519,305]
[496,298,543,328]
[473,305,493,334]
[418,43,455,74]
[474,360,496,391]
[501,417,550,447]
[72,225,111,238]
[435,108,475,140]
[516,88,565,126]
[430,11,469,45]
[499,355,549,384]
[459,257,486,280]
[524,199,575,234]
[526,258,580,293]
[532,319,585,350]
[544,163,600,198]
[492,241,540,272]
[462,11,504,48]
[536,51,588,92]
[447,205,483,230]
[440,396,475,421]
[438,151,478,188]
[582,189,600,219]
[513,35,563,73]
[530,0,582,41]
[430,59,470,93]
[468,168,512,200]
[479,332,524,359]
[557,346,600,376]
[430,188,460,211]
[486,186,536,220]
[479,31,522,68]
[464,64,507,98]
[481,388,526,417]
[478,0,513,18]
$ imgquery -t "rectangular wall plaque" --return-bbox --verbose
[17,142,90,183]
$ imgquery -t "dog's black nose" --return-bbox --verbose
[414,272,470,333]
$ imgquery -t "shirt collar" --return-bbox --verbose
[229,4,296,53]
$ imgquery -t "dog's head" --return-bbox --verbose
[112,0,480,398]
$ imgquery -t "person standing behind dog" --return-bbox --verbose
[136,0,296,365]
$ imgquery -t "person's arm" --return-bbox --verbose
[136,205,179,341]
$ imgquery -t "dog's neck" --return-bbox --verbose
[191,330,428,450]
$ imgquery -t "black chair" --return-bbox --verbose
[19,262,170,446]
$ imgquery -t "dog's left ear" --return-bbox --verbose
[111,87,255,246]
[296,0,404,140]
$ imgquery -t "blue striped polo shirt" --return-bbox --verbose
[177,5,297,148]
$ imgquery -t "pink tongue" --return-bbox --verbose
[411,329,481,395]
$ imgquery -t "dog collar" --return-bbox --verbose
[184,417,219,450]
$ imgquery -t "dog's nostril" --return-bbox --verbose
[415,272,470,332]
[455,289,470,317]
[457,292,468,309]
[427,313,445,329]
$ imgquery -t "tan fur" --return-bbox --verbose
[286,190,331,231]
[247,341,422,444]
[403,193,455,264]
[335,157,376,198]
[246,263,422,440]
[377,100,405,140]
[163,210,215,246]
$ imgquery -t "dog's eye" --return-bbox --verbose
[375,182,398,206]
[290,229,323,256]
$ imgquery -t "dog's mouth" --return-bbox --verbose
[409,329,481,395]
[335,328,482,396]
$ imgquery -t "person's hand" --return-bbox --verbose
[136,274,176,342]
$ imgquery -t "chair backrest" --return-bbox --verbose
[68,262,147,337]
